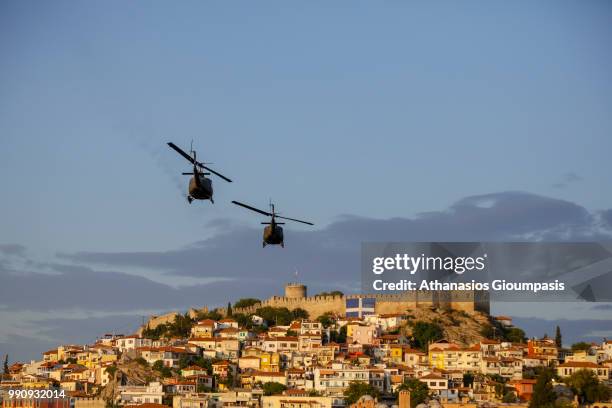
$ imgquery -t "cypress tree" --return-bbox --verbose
[529,368,556,408]
[555,326,562,348]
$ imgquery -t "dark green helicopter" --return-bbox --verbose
[232,200,313,247]
[167,142,232,204]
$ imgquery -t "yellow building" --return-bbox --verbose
[346,322,363,339]
[260,352,280,372]
[389,345,403,364]
[77,351,117,369]
[428,344,463,370]
[43,349,59,362]
[429,348,446,369]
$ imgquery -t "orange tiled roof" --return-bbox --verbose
[558,361,600,368]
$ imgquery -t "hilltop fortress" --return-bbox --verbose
[228,282,490,319]
[140,283,489,333]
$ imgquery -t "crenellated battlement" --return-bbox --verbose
[228,283,488,319]
[145,280,488,332]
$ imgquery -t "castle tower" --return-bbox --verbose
[285,282,307,299]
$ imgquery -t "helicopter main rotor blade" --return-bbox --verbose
[202,165,232,183]
[276,215,314,226]
[231,201,272,217]
[168,142,232,182]
[167,142,196,165]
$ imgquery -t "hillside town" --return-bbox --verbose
[1,287,611,408]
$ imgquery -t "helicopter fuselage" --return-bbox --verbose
[230,200,311,248]
[263,223,284,246]
[189,175,213,200]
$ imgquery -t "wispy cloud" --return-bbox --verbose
[552,172,583,189]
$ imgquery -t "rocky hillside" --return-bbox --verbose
[400,307,505,347]
[100,354,166,401]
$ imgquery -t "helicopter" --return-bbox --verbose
[167,142,232,204]
[231,200,313,247]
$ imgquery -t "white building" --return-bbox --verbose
[117,381,164,405]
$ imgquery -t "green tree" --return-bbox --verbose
[142,323,167,340]
[251,306,309,324]
[227,302,232,317]
[159,366,172,378]
[152,360,165,371]
[505,327,526,343]
[481,319,526,343]
[412,321,443,351]
[523,366,549,380]
[197,384,211,393]
[494,382,506,398]
[262,382,287,396]
[488,374,506,384]
[192,357,213,375]
[555,326,562,348]
[152,359,173,378]
[564,369,610,404]
[330,325,347,343]
[571,342,591,352]
[462,373,474,388]
[316,291,344,297]
[167,313,194,338]
[255,306,294,326]
[291,308,309,320]
[397,378,429,406]
[196,310,223,321]
[178,355,194,369]
[343,382,380,405]
[234,298,261,309]
[317,313,335,329]
[529,368,556,408]
[502,391,517,403]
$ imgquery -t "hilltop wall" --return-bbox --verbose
[230,294,345,318]
[136,311,178,335]
[231,289,489,319]
[143,284,489,329]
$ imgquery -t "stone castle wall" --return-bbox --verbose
[231,294,346,318]
[137,311,179,335]
[231,287,489,319]
[144,284,490,329]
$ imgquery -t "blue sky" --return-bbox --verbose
[1,1,612,360]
